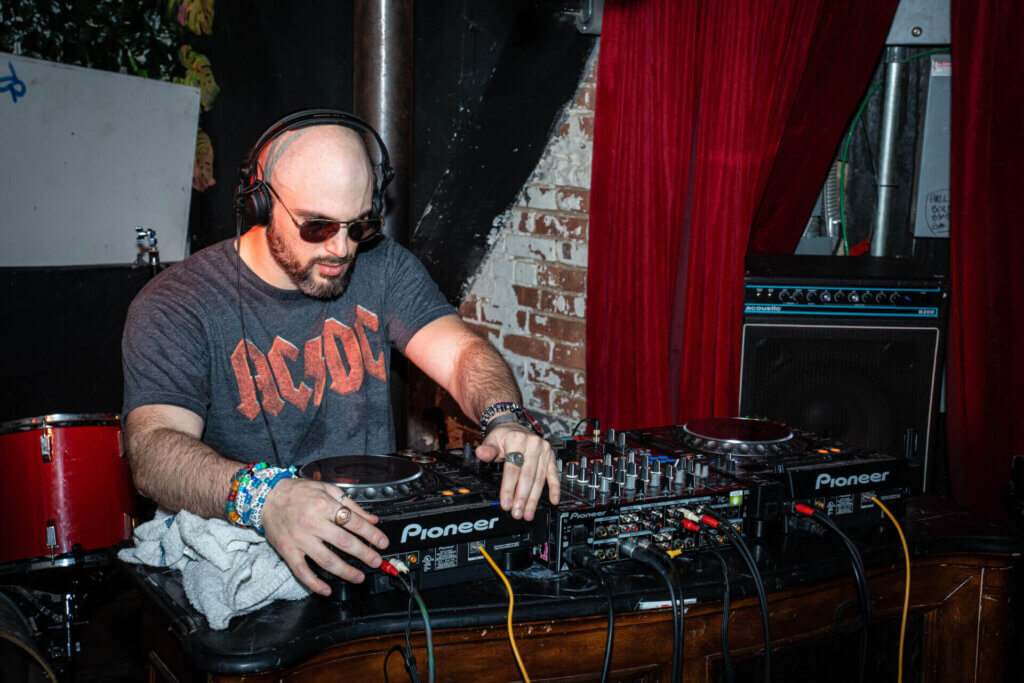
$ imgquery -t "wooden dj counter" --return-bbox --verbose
[130,496,1021,682]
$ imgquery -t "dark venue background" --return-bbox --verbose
[0,1,594,425]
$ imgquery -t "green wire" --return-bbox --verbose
[413,588,435,683]
[838,47,949,256]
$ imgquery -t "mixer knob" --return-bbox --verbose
[588,470,599,488]
[604,464,614,479]
[640,453,650,469]
[556,458,563,474]
[566,461,579,480]
[627,461,637,477]
[607,428,616,444]
[664,463,675,484]
[615,468,626,485]
[616,431,627,449]
[603,452,613,468]
[649,460,662,488]
[625,472,637,489]
[600,475,611,493]
[579,455,588,472]
[626,449,637,464]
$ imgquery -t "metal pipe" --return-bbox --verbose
[353,0,413,248]
[353,0,413,447]
[870,46,907,257]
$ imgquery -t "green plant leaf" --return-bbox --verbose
[174,44,219,111]
[192,128,216,192]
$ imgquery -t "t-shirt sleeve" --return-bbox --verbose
[383,241,459,352]
[121,280,211,421]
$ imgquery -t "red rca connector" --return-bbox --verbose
[680,519,701,533]
[380,559,400,577]
[794,503,816,517]
[700,515,719,529]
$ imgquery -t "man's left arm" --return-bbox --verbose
[404,314,560,520]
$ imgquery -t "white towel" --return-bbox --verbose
[119,509,310,629]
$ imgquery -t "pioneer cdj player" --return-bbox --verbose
[299,451,542,595]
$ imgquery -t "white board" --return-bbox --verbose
[0,52,200,266]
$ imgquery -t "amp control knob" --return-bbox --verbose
[820,291,833,303]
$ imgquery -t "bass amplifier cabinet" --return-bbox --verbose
[739,255,948,492]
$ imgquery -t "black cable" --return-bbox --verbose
[589,566,615,683]
[571,417,600,436]
[565,549,615,682]
[234,214,283,467]
[802,509,872,683]
[650,547,686,677]
[618,539,682,683]
[704,536,735,683]
[699,509,771,683]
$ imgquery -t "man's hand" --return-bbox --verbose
[476,424,560,521]
[260,478,390,596]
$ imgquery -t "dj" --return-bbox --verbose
[121,111,560,597]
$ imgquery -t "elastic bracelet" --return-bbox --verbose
[480,402,544,437]
[248,466,298,533]
[479,402,520,432]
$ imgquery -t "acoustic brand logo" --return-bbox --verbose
[230,305,386,419]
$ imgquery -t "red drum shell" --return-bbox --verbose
[0,414,136,566]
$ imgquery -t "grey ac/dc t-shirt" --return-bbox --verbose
[122,236,455,467]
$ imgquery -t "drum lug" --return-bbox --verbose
[46,520,58,561]
[40,426,54,463]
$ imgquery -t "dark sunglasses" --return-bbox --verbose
[265,182,383,243]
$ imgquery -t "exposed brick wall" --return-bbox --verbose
[455,47,598,438]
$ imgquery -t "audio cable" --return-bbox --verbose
[381,560,434,683]
[794,504,871,683]
[871,496,911,683]
[618,537,683,683]
[477,546,531,683]
[565,548,615,683]
[677,518,735,683]
[689,507,771,683]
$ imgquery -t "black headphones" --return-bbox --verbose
[234,109,395,229]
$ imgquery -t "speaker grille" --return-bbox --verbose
[739,324,940,465]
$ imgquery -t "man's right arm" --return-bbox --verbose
[124,404,390,595]
[125,404,238,519]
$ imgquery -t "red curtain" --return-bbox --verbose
[588,1,898,428]
[947,0,1024,518]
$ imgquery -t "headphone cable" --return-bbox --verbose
[235,215,283,467]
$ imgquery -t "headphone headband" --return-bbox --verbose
[234,109,394,228]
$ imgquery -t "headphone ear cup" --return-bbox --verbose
[241,181,273,228]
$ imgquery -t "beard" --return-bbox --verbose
[266,225,355,299]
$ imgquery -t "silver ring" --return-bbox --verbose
[505,451,525,467]
[335,506,352,526]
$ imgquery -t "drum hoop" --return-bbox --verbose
[0,413,120,434]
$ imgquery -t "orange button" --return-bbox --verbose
[458,488,470,494]
[817,449,829,454]
[829,448,841,453]
[441,490,454,496]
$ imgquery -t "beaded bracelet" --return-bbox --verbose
[479,402,544,437]
[225,462,297,533]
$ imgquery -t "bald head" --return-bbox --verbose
[258,125,375,218]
